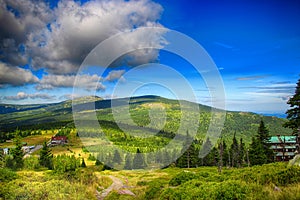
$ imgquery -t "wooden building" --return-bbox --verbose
[269,135,298,161]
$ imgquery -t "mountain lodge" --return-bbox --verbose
[269,135,300,161]
[50,136,67,145]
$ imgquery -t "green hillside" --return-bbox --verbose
[0,95,291,144]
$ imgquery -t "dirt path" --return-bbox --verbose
[96,175,135,200]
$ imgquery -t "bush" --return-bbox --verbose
[144,179,166,199]
[0,179,94,200]
[161,180,267,200]
[52,154,80,174]
[169,171,197,186]
[24,156,40,170]
[0,168,17,182]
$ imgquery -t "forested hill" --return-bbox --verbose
[0,95,291,143]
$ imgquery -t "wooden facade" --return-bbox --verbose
[269,135,298,161]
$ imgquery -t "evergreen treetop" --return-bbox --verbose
[284,77,300,134]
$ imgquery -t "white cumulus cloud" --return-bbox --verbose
[28,0,164,74]
[4,91,55,100]
[36,74,105,91]
[0,61,39,86]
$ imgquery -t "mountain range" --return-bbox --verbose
[0,95,291,143]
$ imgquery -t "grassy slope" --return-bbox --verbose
[0,95,291,143]
[2,163,300,200]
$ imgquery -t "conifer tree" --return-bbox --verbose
[176,132,198,168]
[81,158,86,168]
[0,148,4,168]
[124,154,132,170]
[218,141,223,172]
[230,132,239,167]
[10,137,24,169]
[239,138,245,167]
[39,141,53,169]
[249,120,273,165]
[201,137,213,166]
[222,140,229,167]
[283,77,300,134]
[132,148,146,169]
[248,137,267,165]
[112,149,122,164]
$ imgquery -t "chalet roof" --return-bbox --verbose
[51,136,67,141]
[268,136,297,144]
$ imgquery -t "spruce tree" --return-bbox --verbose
[257,120,273,163]
[249,120,273,165]
[10,137,24,169]
[132,148,146,169]
[283,77,300,134]
[249,137,267,165]
[176,143,198,168]
[230,132,239,167]
[218,141,223,172]
[95,158,102,166]
[81,158,86,168]
[112,149,122,164]
[201,137,213,166]
[222,140,229,167]
[239,138,245,167]
[124,154,132,170]
[39,141,53,169]
[0,148,4,168]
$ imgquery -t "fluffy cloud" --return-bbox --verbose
[0,61,39,86]
[0,0,53,66]
[36,74,105,91]
[4,92,55,100]
[59,93,80,100]
[0,0,165,89]
[27,0,164,74]
[105,70,125,82]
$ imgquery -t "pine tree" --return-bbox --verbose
[230,132,239,167]
[132,148,146,169]
[249,137,267,165]
[257,120,273,163]
[201,137,213,166]
[222,140,229,167]
[283,77,300,134]
[39,141,53,169]
[0,148,4,168]
[124,154,132,170]
[112,149,122,164]
[176,143,198,168]
[239,138,245,167]
[249,120,273,165]
[10,137,24,169]
[162,149,171,166]
[218,141,223,173]
[95,158,102,166]
[81,158,86,168]
[176,131,200,168]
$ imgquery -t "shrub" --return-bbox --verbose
[169,171,197,186]
[52,154,80,174]
[24,156,41,170]
[144,179,166,199]
[0,168,17,182]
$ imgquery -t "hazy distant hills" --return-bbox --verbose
[0,95,291,142]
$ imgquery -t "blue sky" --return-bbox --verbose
[0,0,299,114]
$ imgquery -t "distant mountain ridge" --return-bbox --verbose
[0,95,291,142]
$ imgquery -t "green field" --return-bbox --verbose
[1,163,300,200]
[0,95,297,200]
